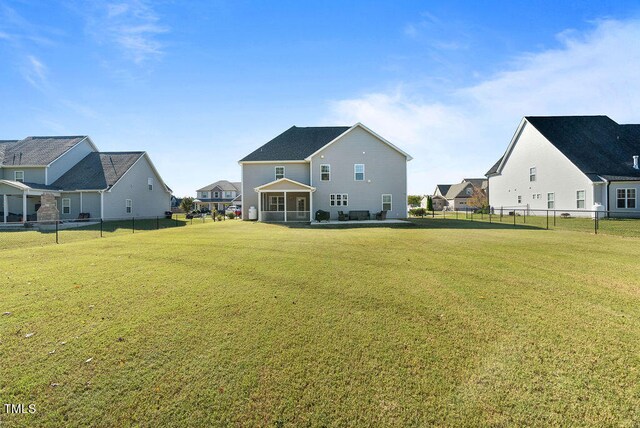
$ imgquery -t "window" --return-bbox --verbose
[617,188,637,209]
[517,195,522,204]
[354,164,365,181]
[275,166,285,180]
[382,194,392,211]
[224,191,232,198]
[14,171,24,183]
[532,193,541,200]
[576,190,585,209]
[320,164,331,181]
[330,194,348,206]
[201,192,208,198]
[148,177,153,191]
[126,199,132,214]
[214,191,219,198]
[529,167,536,182]
[269,196,284,211]
[62,198,71,214]
[547,192,555,209]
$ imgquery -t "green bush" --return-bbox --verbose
[216,214,224,222]
[409,208,427,217]
[227,212,236,219]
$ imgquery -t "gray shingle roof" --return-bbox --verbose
[434,184,451,196]
[240,126,350,162]
[485,156,503,176]
[197,180,241,192]
[445,182,474,199]
[1,136,87,166]
[52,152,144,190]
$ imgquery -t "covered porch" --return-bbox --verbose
[255,178,315,222]
[0,180,61,223]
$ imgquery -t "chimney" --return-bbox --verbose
[634,155,639,170]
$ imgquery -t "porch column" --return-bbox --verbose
[258,191,262,221]
[100,191,104,219]
[80,192,83,213]
[3,194,7,223]
[284,191,287,222]
[22,192,27,223]
[309,191,313,222]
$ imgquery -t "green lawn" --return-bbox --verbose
[1,221,639,426]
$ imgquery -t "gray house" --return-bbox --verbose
[195,180,241,212]
[239,123,412,222]
[487,116,640,216]
[0,136,171,223]
[424,178,488,211]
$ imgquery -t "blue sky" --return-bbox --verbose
[1,1,640,196]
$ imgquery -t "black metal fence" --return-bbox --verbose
[409,207,640,237]
[0,213,230,251]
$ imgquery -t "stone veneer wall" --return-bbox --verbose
[37,193,59,223]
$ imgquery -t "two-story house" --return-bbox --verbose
[239,123,412,222]
[486,116,640,216]
[424,178,488,211]
[195,180,241,212]
[0,136,171,223]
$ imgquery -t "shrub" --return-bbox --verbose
[216,214,224,222]
[409,208,427,217]
[227,212,236,219]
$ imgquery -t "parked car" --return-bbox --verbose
[225,206,241,216]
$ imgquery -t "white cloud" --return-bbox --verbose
[86,0,168,64]
[325,18,640,195]
[22,55,48,90]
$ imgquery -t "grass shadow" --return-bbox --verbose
[407,218,544,231]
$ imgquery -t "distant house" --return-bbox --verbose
[486,116,640,216]
[239,123,412,221]
[423,178,487,210]
[0,136,171,223]
[195,180,241,212]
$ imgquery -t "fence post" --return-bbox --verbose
[156,216,159,230]
[523,209,526,224]
[513,210,516,225]
[55,220,59,244]
[595,212,598,234]
[132,217,135,233]
[500,207,503,222]
[100,219,103,237]
[553,210,556,227]
[456,210,458,220]
[174,215,178,227]
[432,208,434,218]
[546,210,549,230]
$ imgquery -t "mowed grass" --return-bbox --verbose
[1,220,640,426]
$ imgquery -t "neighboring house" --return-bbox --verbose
[486,115,640,216]
[194,180,241,212]
[170,195,183,212]
[239,123,412,221]
[0,136,171,223]
[423,179,487,210]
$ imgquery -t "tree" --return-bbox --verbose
[407,195,422,207]
[466,188,488,211]
[426,196,434,211]
[180,197,195,213]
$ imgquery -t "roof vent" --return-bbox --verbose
[634,155,639,170]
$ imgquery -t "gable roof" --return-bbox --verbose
[434,184,451,196]
[52,152,144,190]
[488,116,640,181]
[485,156,503,176]
[240,126,350,162]
[0,136,90,166]
[239,123,412,162]
[462,178,488,189]
[197,180,241,192]
[444,182,474,199]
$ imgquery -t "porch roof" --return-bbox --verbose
[254,178,316,193]
[0,179,61,196]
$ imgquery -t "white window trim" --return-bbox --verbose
[354,164,365,181]
[547,192,555,209]
[214,191,219,198]
[517,195,522,204]
[382,194,392,211]
[529,166,536,182]
[125,199,133,214]
[268,195,285,211]
[576,190,586,209]
[329,193,348,207]
[320,164,331,181]
[62,198,71,214]
[148,177,153,191]
[14,171,24,182]
[617,188,637,209]
[275,166,285,180]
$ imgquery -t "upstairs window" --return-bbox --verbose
[125,199,133,214]
[529,167,536,182]
[330,194,348,206]
[547,192,555,209]
[14,171,24,183]
[354,164,365,181]
[320,164,331,181]
[201,192,208,198]
[214,191,219,198]
[225,191,232,198]
[148,177,153,191]
[275,166,285,180]
[576,190,585,209]
[617,188,636,209]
